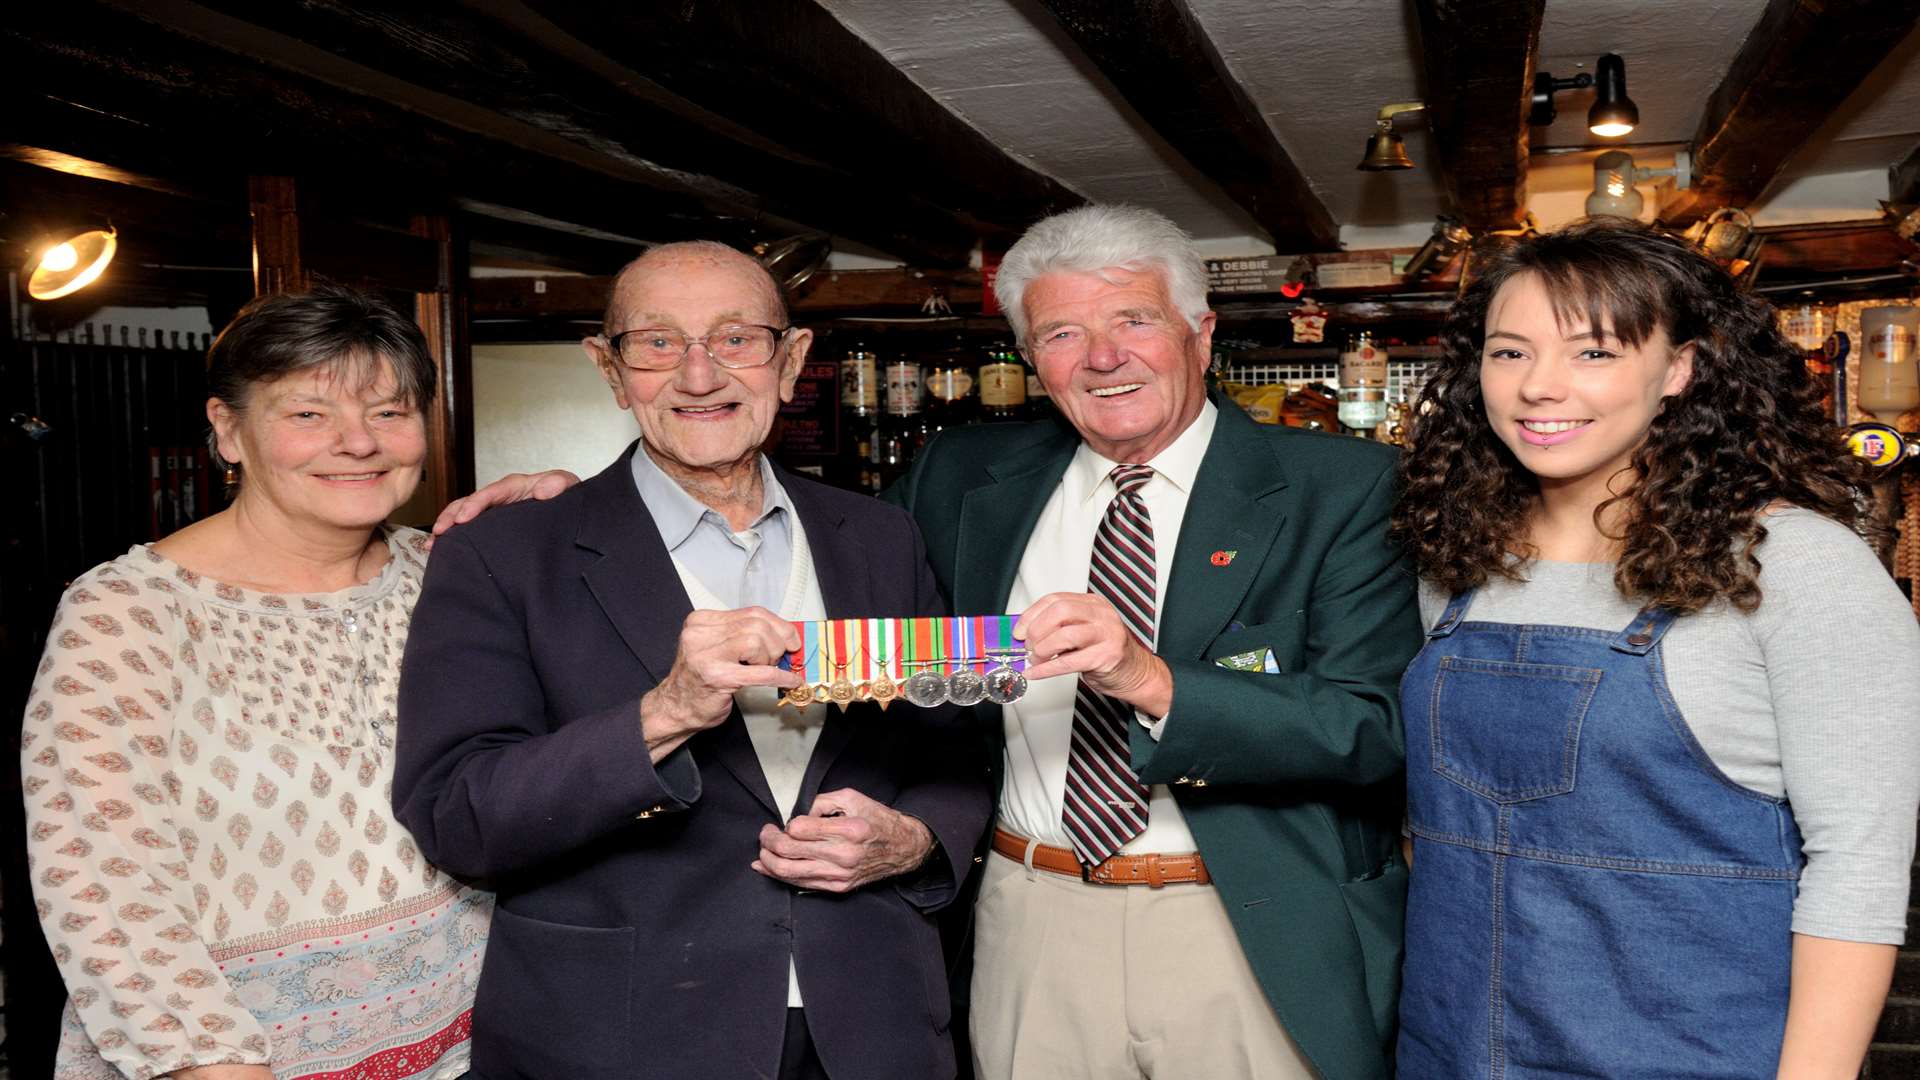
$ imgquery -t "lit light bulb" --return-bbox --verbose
[1590,121,1634,138]
[41,243,79,273]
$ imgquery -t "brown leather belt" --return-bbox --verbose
[991,826,1211,887]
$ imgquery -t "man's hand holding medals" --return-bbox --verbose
[639,607,803,762]
[783,615,1033,710]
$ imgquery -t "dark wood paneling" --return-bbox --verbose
[1658,0,1920,226]
[1032,0,1339,250]
[1411,0,1544,232]
[0,3,754,257]
[174,0,980,265]
[507,0,1081,239]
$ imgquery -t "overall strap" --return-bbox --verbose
[1610,605,1680,655]
[1428,588,1477,638]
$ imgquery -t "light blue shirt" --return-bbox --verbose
[630,446,794,611]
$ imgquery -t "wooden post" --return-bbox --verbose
[247,175,304,295]
[396,211,473,523]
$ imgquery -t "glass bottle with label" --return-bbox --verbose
[978,343,1028,421]
[925,339,977,432]
[841,343,882,492]
[1025,366,1056,422]
[878,359,926,487]
[1338,331,1389,436]
[1859,306,1920,427]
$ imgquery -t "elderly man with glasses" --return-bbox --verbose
[393,241,990,1080]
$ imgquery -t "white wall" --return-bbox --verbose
[471,343,639,485]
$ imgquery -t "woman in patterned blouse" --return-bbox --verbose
[23,285,490,1080]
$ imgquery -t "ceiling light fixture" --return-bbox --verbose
[25,225,118,300]
[1532,53,1639,138]
[1357,102,1424,171]
[1585,150,1691,218]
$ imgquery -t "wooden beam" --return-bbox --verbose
[1411,0,1545,232]
[1031,0,1339,250]
[1756,220,1910,273]
[248,176,305,296]
[471,269,990,322]
[0,5,752,258]
[169,0,979,265]
[1658,0,1920,226]
[504,0,1081,239]
[1892,141,1920,205]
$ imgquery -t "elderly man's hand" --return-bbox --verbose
[752,788,935,892]
[426,470,581,548]
[640,608,802,762]
[1017,592,1174,717]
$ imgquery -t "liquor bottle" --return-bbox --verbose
[879,358,926,487]
[1025,367,1057,422]
[1337,331,1388,436]
[1782,296,1835,418]
[925,341,977,433]
[979,343,1028,421]
[840,342,882,492]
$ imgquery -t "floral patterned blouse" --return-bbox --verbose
[22,528,490,1080]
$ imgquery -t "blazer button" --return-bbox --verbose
[636,811,653,820]
[1173,776,1192,785]
[973,855,984,864]
[1191,779,1209,788]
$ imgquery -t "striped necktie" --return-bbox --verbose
[1062,463,1156,867]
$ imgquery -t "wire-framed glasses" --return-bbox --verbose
[602,324,790,371]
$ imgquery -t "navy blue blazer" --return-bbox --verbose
[394,444,991,1080]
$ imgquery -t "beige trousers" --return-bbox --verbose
[968,845,1319,1080]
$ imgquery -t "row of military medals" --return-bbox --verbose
[781,615,1032,710]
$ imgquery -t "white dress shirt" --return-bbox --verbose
[997,401,1218,854]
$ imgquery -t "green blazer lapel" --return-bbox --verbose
[1158,397,1292,662]
[952,431,1078,616]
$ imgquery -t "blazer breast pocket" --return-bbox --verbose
[1205,611,1307,673]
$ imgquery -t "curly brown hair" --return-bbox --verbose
[1390,216,1870,614]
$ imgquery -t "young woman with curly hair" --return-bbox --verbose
[1389,217,1920,1079]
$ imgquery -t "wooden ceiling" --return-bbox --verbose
[3,0,1918,313]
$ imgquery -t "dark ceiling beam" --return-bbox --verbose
[500,0,1082,239]
[1891,141,1920,205]
[1411,0,1545,232]
[1657,0,1920,227]
[1029,0,1339,250]
[1,4,770,261]
[170,0,978,265]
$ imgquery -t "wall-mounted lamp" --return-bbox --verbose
[1585,150,1691,218]
[25,225,118,300]
[1532,53,1639,138]
[1357,102,1424,171]
[1403,216,1473,280]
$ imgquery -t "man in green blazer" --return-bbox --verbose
[886,205,1421,1080]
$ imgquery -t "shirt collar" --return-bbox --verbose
[630,444,791,551]
[1069,399,1218,505]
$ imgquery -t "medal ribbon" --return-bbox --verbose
[970,616,988,674]
[856,618,871,682]
[830,618,850,680]
[803,619,823,685]
[786,621,805,674]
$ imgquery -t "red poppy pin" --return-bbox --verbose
[1210,550,1237,567]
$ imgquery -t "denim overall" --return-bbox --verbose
[1397,590,1802,1078]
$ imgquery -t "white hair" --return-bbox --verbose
[993,204,1210,344]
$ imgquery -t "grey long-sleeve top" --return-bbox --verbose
[1420,508,1920,945]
